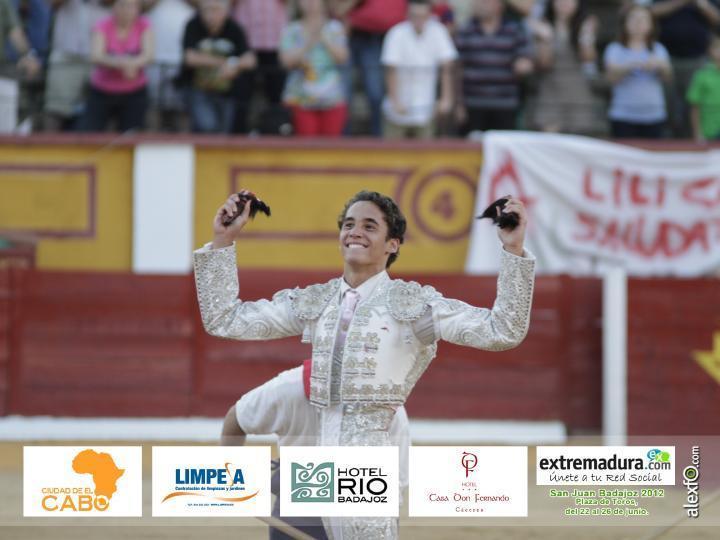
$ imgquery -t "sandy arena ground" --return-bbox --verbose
[1,441,718,540]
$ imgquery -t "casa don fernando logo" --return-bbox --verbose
[461,451,478,478]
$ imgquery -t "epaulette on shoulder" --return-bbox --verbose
[386,279,441,321]
[287,278,341,320]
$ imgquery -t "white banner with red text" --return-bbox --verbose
[465,131,720,276]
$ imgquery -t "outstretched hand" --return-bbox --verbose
[211,190,253,249]
[496,195,527,256]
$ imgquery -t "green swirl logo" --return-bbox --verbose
[291,462,334,502]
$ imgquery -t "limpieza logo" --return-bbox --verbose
[151,446,271,517]
[162,462,258,504]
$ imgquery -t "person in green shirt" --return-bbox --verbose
[687,35,720,142]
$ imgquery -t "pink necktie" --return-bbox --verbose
[330,289,360,402]
[339,289,360,333]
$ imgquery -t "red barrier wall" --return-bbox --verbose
[0,268,11,417]
[0,248,34,416]
[4,265,719,435]
[1,268,603,432]
[628,278,720,436]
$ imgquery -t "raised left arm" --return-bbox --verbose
[429,248,536,351]
[429,195,534,350]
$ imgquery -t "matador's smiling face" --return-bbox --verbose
[339,202,399,270]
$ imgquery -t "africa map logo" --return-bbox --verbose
[42,449,124,512]
[24,446,142,516]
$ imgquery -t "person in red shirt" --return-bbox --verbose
[331,0,407,136]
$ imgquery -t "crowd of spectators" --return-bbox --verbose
[1,0,719,141]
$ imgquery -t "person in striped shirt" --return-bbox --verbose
[455,0,534,134]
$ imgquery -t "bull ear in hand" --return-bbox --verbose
[477,197,519,231]
[222,192,272,226]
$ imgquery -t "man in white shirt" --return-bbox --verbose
[221,360,410,458]
[221,360,410,540]
[145,0,194,130]
[194,189,535,539]
[380,0,457,138]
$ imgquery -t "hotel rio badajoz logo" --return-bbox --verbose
[23,446,142,517]
[280,446,399,517]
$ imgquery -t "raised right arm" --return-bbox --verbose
[193,242,304,340]
[194,192,304,340]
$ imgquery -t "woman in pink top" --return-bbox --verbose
[80,0,155,131]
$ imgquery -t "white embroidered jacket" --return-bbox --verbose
[193,242,536,411]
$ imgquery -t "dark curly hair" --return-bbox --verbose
[337,191,406,268]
